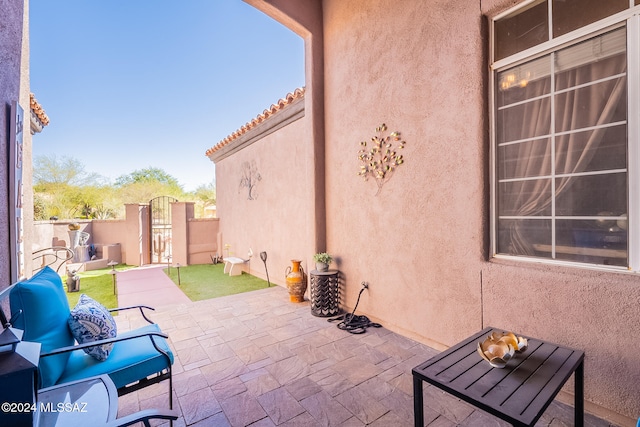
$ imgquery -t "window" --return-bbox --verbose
[491,1,639,270]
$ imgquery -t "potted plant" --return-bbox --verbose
[313,252,332,272]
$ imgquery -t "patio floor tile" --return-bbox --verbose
[112,271,622,427]
[257,387,306,424]
[220,392,267,427]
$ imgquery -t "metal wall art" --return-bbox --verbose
[357,124,405,195]
[239,160,261,200]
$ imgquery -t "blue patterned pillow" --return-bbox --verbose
[68,294,117,361]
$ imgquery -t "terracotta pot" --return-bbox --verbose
[285,260,307,302]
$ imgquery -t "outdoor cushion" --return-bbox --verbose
[58,323,174,389]
[10,266,75,388]
[68,294,118,361]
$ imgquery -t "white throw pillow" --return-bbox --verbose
[68,294,117,361]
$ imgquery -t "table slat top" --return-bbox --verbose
[412,327,584,426]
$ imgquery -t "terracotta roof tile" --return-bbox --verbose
[30,93,50,126]
[205,87,304,156]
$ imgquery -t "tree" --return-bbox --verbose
[117,180,184,205]
[191,182,216,218]
[34,154,104,186]
[115,167,182,190]
[114,167,185,205]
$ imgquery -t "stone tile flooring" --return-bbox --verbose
[114,286,621,426]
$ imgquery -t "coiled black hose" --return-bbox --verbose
[329,282,381,334]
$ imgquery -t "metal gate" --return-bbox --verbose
[149,196,177,264]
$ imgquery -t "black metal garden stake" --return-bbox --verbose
[260,251,270,287]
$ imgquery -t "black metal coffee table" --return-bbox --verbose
[412,326,584,427]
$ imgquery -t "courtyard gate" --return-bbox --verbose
[149,196,177,264]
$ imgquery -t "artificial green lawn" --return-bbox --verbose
[163,263,270,301]
[63,263,269,309]
[65,264,134,310]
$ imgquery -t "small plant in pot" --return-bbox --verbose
[313,252,332,272]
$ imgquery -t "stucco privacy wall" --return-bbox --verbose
[20,0,34,278]
[323,0,487,348]
[252,0,639,423]
[215,114,312,285]
[0,0,26,286]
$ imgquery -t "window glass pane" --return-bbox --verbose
[495,0,548,61]
[554,30,627,133]
[555,29,626,88]
[497,56,550,106]
[552,0,627,38]
[494,27,629,267]
[555,78,627,131]
[555,173,627,217]
[497,98,551,144]
[555,126,627,174]
[556,219,627,266]
[498,139,551,180]
[499,179,552,216]
[498,219,551,257]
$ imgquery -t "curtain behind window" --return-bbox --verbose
[496,28,627,261]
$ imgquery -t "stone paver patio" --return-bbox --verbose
[113,277,621,426]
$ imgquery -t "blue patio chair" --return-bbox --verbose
[2,266,174,411]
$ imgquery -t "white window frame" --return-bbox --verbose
[490,1,640,273]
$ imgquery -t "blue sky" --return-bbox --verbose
[29,0,305,192]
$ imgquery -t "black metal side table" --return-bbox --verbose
[309,270,341,317]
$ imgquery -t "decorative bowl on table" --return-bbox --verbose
[477,331,528,368]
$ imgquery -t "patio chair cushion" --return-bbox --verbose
[68,294,118,361]
[58,323,174,389]
[9,266,75,388]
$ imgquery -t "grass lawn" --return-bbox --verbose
[65,264,134,310]
[163,263,270,301]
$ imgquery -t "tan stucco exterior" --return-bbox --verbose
[1,0,637,423]
[32,207,220,271]
[214,106,313,283]
[211,0,639,424]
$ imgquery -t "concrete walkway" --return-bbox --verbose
[116,264,191,308]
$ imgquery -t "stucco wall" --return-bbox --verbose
[320,0,637,424]
[33,214,219,270]
[20,0,34,278]
[187,218,220,265]
[0,0,25,287]
[216,114,312,287]
[323,0,486,348]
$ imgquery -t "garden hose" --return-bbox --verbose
[329,282,381,334]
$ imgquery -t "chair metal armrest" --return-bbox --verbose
[40,330,169,357]
[105,409,179,427]
[108,305,156,324]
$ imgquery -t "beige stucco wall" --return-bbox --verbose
[247,0,639,423]
[33,212,218,270]
[215,114,312,286]
[0,0,26,286]
[20,0,34,278]
[91,219,127,248]
[33,220,93,251]
[323,0,487,348]
[187,218,220,265]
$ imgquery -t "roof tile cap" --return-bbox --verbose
[206,87,305,156]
